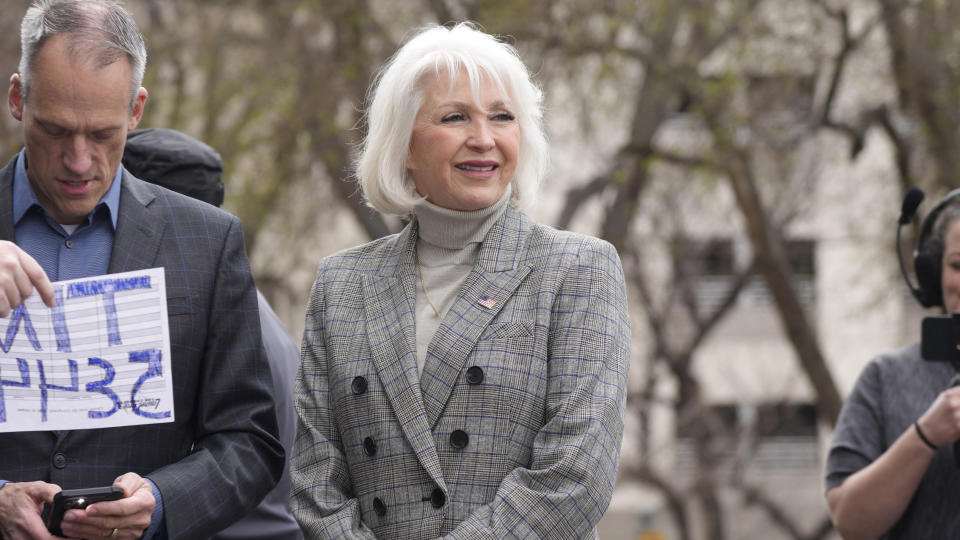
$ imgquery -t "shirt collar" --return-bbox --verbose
[13,148,123,230]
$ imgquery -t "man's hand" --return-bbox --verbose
[0,240,54,316]
[58,473,155,540]
[0,481,61,540]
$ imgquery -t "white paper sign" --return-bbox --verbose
[0,267,174,432]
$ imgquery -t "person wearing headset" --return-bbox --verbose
[826,189,960,539]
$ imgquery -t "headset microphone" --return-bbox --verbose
[898,188,926,304]
[900,187,925,224]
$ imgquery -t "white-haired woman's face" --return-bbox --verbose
[407,69,519,211]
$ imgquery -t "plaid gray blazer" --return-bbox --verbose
[0,158,284,539]
[291,205,631,539]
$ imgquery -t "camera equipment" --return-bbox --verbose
[921,314,960,363]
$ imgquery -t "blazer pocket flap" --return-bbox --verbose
[479,322,532,340]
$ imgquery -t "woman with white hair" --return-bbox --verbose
[290,23,631,538]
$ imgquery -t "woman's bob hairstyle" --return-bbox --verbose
[355,22,548,216]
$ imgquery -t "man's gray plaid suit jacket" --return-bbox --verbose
[0,157,284,539]
[291,204,631,539]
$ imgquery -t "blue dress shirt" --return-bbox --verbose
[12,148,120,281]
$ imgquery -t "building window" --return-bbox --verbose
[675,402,819,472]
[742,238,816,306]
[677,237,816,309]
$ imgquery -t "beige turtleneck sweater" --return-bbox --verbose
[413,187,512,374]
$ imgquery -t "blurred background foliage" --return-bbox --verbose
[2,0,960,538]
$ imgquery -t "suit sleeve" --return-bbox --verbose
[444,239,631,539]
[146,216,284,538]
[290,267,377,539]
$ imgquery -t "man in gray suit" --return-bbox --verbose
[0,2,283,539]
[123,128,303,540]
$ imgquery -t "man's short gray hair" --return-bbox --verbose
[19,0,147,110]
[355,22,548,216]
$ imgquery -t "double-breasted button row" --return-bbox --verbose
[355,376,377,460]
[453,367,478,452]
[356,377,379,517]
[373,489,443,517]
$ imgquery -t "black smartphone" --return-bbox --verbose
[43,486,125,536]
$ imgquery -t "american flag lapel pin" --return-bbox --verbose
[477,296,497,309]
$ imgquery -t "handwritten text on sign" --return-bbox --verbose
[0,267,174,432]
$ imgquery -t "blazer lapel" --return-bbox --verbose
[108,173,165,273]
[362,223,447,490]
[78,173,163,446]
[420,205,532,428]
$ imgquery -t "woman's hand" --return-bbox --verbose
[827,395,951,540]
[916,384,960,448]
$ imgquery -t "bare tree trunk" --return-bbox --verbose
[725,154,843,426]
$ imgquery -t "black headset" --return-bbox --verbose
[899,187,960,308]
